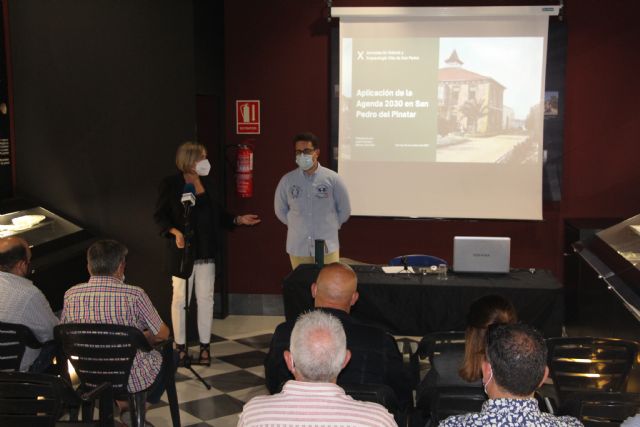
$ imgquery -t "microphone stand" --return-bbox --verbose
[178,201,211,390]
[401,256,409,272]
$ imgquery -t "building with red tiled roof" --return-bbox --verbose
[438,50,505,136]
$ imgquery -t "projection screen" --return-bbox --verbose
[333,6,560,220]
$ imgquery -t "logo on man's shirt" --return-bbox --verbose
[315,185,329,199]
[290,185,301,199]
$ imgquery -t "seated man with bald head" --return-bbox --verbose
[0,237,59,371]
[264,262,412,410]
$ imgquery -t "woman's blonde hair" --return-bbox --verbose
[175,141,206,173]
[459,294,517,382]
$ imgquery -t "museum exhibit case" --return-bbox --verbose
[570,213,640,341]
[0,198,95,310]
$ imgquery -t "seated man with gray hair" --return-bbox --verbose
[61,239,172,422]
[238,310,397,426]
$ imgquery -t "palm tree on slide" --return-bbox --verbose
[460,98,489,133]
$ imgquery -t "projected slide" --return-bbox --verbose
[335,7,554,220]
[341,37,544,164]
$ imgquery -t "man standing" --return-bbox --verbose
[61,239,172,410]
[239,310,397,426]
[274,132,351,269]
[264,263,412,410]
[0,236,58,372]
[439,323,583,427]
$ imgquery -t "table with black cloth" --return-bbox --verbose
[283,264,564,337]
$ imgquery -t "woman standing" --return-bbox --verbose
[154,141,260,365]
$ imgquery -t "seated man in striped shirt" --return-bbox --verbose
[238,310,397,427]
[61,239,172,424]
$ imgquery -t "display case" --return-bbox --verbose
[0,198,95,311]
[571,213,640,340]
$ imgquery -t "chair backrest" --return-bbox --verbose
[0,321,42,372]
[430,386,486,422]
[417,331,469,388]
[576,392,640,427]
[389,254,447,267]
[546,337,640,403]
[414,332,486,425]
[54,323,150,399]
[0,371,113,427]
[341,383,400,417]
[0,371,84,427]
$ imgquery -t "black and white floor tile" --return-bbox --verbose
[144,315,284,427]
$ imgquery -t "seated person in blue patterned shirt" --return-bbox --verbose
[439,323,583,427]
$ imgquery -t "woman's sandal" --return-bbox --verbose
[198,343,211,366]
[176,344,187,367]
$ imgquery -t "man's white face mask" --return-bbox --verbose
[296,154,314,171]
[483,365,493,395]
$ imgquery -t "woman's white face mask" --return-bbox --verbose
[195,159,211,176]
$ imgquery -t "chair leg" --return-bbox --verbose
[98,386,114,427]
[81,400,95,422]
[134,392,147,427]
[127,395,138,427]
[165,377,181,427]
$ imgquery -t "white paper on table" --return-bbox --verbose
[382,266,415,274]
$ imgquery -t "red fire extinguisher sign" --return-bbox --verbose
[236,100,260,134]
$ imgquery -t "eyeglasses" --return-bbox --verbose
[295,148,316,156]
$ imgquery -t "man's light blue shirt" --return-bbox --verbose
[274,163,351,256]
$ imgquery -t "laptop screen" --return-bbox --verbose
[453,236,511,273]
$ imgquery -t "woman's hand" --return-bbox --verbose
[236,214,261,226]
[169,228,185,248]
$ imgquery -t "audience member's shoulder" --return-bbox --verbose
[551,414,585,426]
[349,318,392,339]
[438,412,477,426]
[64,282,90,294]
[348,397,396,423]
[621,413,640,426]
[121,282,152,298]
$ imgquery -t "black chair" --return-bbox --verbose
[546,337,640,409]
[389,254,447,268]
[0,321,44,371]
[564,391,640,426]
[425,386,487,426]
[342,383,402,425]
[412,331,485,427]
[0,371,113,427]
[410,331,467,386]
[55,323,180,427]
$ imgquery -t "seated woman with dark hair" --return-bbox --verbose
[459,294,518,383]
[414,294,518,425]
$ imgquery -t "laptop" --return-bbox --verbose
[453,236,511,273]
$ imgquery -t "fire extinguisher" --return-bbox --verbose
[236,141,254,198]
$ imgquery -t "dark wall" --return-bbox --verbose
[561,0,640,217]
[8,0,197,319]
[223,0,640,294]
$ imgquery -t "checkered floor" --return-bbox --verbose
[142,315,284,427]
